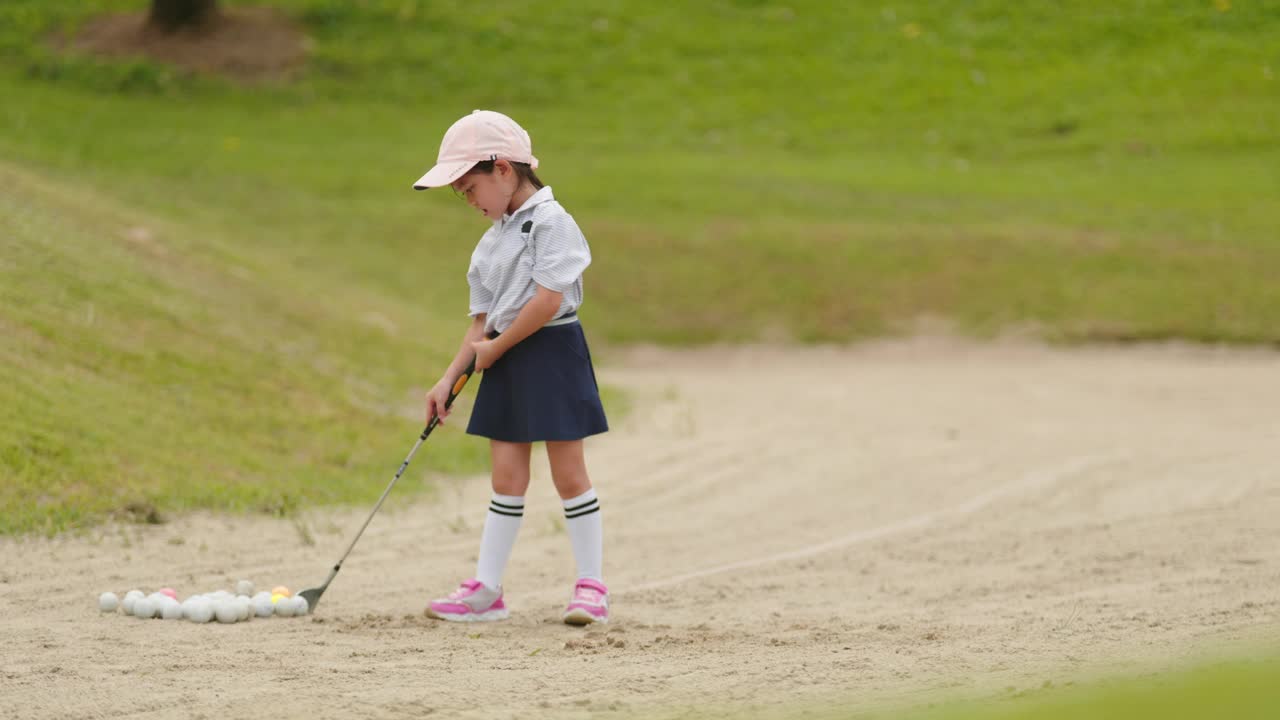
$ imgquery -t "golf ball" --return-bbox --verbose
[274,597,296,618]
[271,586,291,598]
[252,591,272,604]
[99,592,120,613]
[236,580,255,596]
[186,598,214,623]
[252,596,275,618]
[291,596,310,616]
[161,600,184,620]
[133,598,157,619]
[235,597,251,621]
[271,593,285,605]
[122,590,143,614]
[158,588,178,601]
[214,600,239,624]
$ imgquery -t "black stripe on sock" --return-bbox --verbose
[489,507,524,517]
[565,505,601,519]
[564,498,598,513]
[490,500,525,510]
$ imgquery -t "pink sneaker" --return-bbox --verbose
[562,578,609,625]
[425,579,509,622]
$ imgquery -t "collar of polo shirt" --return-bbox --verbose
[500,186,556,223]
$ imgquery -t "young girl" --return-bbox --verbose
[413,110,610,625]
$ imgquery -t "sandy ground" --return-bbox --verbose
[2,340,1279,719]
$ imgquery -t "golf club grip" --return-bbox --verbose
[446,357,477,410]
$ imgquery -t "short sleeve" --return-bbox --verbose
[467,253,493,317]
[529,208,591,293]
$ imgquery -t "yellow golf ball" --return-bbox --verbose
[271,593,285,605]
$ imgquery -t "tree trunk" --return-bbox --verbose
[147,0,219,31]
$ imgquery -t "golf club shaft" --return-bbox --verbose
[322,357,477,584]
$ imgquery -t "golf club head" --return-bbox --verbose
[299,587,323,613]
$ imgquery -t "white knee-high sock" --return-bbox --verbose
[475,493,524,590]
[562,488,603,582]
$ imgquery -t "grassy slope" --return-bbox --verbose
[0,1,1278,532]
[0,162,490,534]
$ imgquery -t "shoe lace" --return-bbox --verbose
[447,583,477,600]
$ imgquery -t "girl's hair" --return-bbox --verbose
[470,159,544,190]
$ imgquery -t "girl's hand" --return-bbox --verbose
[470,339,504,371]
[425,379,452,425]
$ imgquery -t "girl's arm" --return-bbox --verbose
[472,285,562,370]
[426,314,487,424]
[444,314,488,381]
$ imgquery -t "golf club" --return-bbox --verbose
[299,357,477,613]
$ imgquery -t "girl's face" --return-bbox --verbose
[452,163,515,221]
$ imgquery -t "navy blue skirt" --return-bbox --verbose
[467,322,609,443]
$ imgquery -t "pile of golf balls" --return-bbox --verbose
[97,581,310,624]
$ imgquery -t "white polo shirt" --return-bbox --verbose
[466,186,591,335]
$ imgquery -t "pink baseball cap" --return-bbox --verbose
[412,110,539,190]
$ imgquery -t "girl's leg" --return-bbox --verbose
[546,439,592,499]
[547,440,603,582]
[475,440,532,589]
[490,439,533,496]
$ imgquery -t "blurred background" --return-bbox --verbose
[2,0,1278,534]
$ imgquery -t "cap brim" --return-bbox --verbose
[411,159,477,190]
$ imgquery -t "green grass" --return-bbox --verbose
[2,0,1278,344]
[0,162,493,534]
[1,0,1279,532]
[896,655,1280,720]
